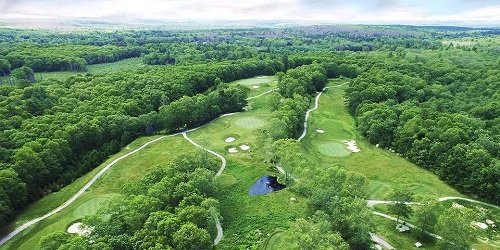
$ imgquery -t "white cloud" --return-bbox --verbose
[0,0,499,23]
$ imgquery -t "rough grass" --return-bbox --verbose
[1,136,194,250]
[301,80,463,200]
[37,57,149,81]
[2,76,476,250]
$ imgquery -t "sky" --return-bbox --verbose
[0,0,499,24]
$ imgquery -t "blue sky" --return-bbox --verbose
[0,0,499,23]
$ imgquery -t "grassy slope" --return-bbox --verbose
[188,77,308,249]
[300,79,463,199]
[1,136,193,250]
[4,76,488,250]
[36,57,149,81]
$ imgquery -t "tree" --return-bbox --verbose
[36,231,73,250]
[386,188,414,223]
[436,206,479,250]
[0,59,11,76]
[172,222,212,250]
[278,217,349,250]
[414,197,439,240]
[11,66,35,83]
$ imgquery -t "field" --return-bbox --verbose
[36,57,150,81]
[3,76,496,249]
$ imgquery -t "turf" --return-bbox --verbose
[37,57,149,81]
[316,142,351,157]
[3,76,478,250]
[233,117,267,129]
[300,80,464,200]
[1,135,195,250]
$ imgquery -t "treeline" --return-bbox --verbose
[0,44,145,73]
[263,62,374,249]
[266,63,328,141]
[36,152,221,250]
[345,51,500,203]
[0,58,284,226]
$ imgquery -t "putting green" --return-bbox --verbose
[72,197,108,217]
[233,117,266,129]
[317,142,351,157]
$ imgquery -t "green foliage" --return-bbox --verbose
[436,206,480,249]
[386,188,414,222]
[277,216,349,250]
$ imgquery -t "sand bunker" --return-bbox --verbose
[228,147,238,153]
[316,129,325,134]
[342,140,360,153]
[225,137,235,143]
[240,144,250,150]
[252,85,260,89]
[256,76,266,79]
[67,222,92,236]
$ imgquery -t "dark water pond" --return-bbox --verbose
[248,176,286,196]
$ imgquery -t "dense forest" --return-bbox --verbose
[0,24,499,249]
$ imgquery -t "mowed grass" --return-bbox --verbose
[188,82,308,248]
[372,200,499,250]
[300,79,463,200]
[2,76,475,250]
[1,135,194,250]
[233,75,277,98]
[37,57,149,81]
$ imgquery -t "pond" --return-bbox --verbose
[248,176,286,196]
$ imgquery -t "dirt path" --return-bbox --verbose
[0,135,170,246]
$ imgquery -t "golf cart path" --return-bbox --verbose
[0,83,282,247]
[182,132,226,244]
[0,135,171,246]
[298,82,348,141]
[367,197,499,209]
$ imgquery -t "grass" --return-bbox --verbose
[372,200,500,250]
[234,75,278,99]
[0,135,194,250]
[3,76,487,250]
[300,80,464,200]
[36,57,149,81]
[316,142,351,157]
[233,117,267,130]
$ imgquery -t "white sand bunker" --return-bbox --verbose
[342,140,360,153]
[228,147,238,153]
[316,129,325,134]
[252,85,260,89]
[240,144,251,150]
[225,137,236,143]
[256,76,266,79]
[67,222,92,236]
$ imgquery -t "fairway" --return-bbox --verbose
[316,142,351,157]
[233,117,266,129]
[71,197,108,217]
[1,76,475,250]
[231,76,274,86]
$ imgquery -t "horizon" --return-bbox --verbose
[1,0,499,27]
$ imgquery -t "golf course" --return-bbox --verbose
[1,75,498,250]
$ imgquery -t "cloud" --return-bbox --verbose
[0,0,499,22]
